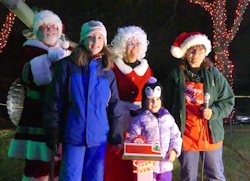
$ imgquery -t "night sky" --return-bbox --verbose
[0,0,250,117]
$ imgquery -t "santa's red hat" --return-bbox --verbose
[61,23,70,49]
[170,32,211,59]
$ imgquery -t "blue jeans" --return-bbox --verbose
[179,145,225,181]
[59,144,106,181]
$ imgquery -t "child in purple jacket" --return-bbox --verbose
[128,77,182,181]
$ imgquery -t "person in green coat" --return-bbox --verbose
[163,32,235,181]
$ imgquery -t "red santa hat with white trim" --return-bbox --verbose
[170,32,212,59]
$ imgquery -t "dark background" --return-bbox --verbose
[0,0,250,119]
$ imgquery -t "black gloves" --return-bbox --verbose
[130,110,138,117]
[45,129,60,151]
[130,108,145,117]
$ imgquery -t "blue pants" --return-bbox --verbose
[153,171,172,181]
[179,145,225,181]
[59,144,106,181]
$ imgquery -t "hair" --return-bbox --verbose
[111,26,149,60]
[179,44,214,70]
[70,44,114,71]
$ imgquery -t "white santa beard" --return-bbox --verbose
[41,34,58,46]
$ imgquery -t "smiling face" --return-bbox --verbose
[145,97,162,113]
[124,39,141,63]
[38,23,59,47]
[186,45,206,68]
[83,32,105,56]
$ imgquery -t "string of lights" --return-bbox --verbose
[132,160,157,181]
[0,0,28,54]
[0,11,16,54]
[189,0,250,124]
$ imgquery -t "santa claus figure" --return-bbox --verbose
[8,10,71,181]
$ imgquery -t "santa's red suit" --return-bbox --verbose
[104,57,153,181]
[8,39,71,181]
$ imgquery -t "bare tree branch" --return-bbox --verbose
[226,1,250,45]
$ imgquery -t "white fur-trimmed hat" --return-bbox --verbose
[79,20,107,44]
[170,32,212,59]
[33,10,62,39]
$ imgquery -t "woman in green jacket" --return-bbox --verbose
[163,32,234,181]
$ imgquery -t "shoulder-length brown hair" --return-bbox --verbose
[70,44,114,71]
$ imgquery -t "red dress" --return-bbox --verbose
[104,58,153,181]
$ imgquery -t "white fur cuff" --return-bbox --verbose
[30,54,52,86]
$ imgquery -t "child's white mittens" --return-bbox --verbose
[47,49,72,63]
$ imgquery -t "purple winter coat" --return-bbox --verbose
[128,108,182,173]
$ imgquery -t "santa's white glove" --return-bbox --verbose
[64,50,71,57]
[47,49,72,63]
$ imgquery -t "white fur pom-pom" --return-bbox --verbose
[60,34,70,49]
[170,45,183,59]
[61,40,70,49]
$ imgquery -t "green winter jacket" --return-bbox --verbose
[163,66,235,144]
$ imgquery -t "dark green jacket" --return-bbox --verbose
[163,66,235,144]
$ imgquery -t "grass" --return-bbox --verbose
[0,129,24,181]
[172,124,250,181]
[0,121,250,181]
